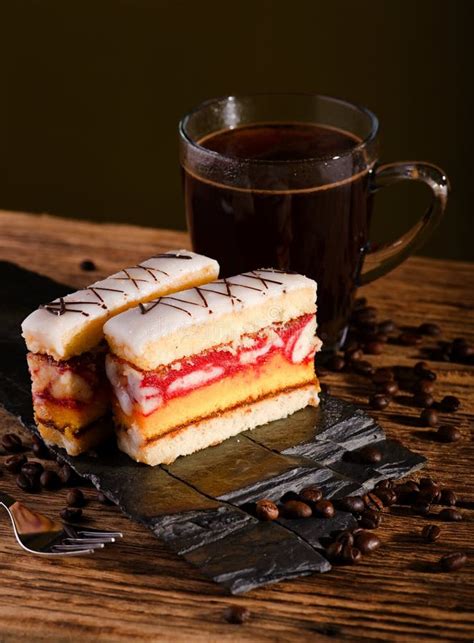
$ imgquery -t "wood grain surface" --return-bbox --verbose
[0,210,473,642]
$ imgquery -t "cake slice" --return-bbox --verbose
[104,269,321,465]
[21,251,219,455]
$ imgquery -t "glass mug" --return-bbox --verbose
[179,94,449,349]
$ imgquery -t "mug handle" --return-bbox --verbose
[359,161,449,285]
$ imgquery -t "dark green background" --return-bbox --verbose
[1,0,472,260]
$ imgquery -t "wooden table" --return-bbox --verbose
[0,211,472,642]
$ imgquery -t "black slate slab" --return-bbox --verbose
[0,261,426,594]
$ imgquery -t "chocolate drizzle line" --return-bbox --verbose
[138,272,287,316]
[38,252,196,316]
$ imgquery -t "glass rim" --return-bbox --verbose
[179,92,379,165]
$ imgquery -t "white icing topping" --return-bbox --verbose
[104,270,317,365]
[22,250,219,360]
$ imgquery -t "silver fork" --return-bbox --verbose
[0,491,122,556]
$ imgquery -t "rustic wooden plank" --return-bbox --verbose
[0,209,472,641]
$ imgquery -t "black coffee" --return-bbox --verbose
[183,122,371,345]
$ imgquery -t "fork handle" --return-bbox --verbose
[0,491,16,508]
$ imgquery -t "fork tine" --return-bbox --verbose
[64,537,116,545]
[49,547,96,556]
[78,530,123,538]
[53,543,105,551]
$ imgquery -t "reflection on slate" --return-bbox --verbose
[0,261,426,593]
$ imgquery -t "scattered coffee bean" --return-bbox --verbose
[313,499,335,519]
[439,552,467,572]
[255,499,279,521]
[1,433,23,453]
[421,524,441,542]
[335,530,354,546]
[57,464,78,486]
[353,360,375,376]
[369,393,390,410]
[300,486,323,504]
[418,322,440,336]
[436,425,461,443]
[340,544,362,565]
[352,306,377,324]
[336,496,365,514]
[420,408,439,427]
[413,501,431,517]
[439,395,461,412]
[345,348,364,362]
[365,341,384,355]
[31,439,51,459]
[375,479,394,492]
[376,381,399,396]
[440,489,457,506]
[66,488,86,508]
[398,332,422,346]
[373,367,395,383]
[4,454,27,473]
[418,368,437,382]
[359,509,381,529]
[418,485,441,505]
[376,488,397,507]
[40,470,60,490]
[413,392,434,408]
[378,319,396,334]
[354,531,381,554]
[416,379,435,395]
[363,492,384,512]
[80,259,96,272]
[325,541,343,561]
[439,508,462,522]
[414,361,430,375]
[327,355,345,372]
[419,477,436,490]
[223,605,250,625]
[283,499,312,519]
[356,445,383,465]
[60,507,83,522]
[16,472,38,492]
[21,461,44,481]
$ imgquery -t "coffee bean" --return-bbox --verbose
[280,490,300,503]
[376,488,397,507]
[60,507,83,522]
[57,464,78,486]
[255,499,279,521]
[353,306,377,325]
[363,493,384,512]
[378,319,396,334]
[369,394,390,410]
[283,499,312,519]
[1,433,23,453]
[418,486,441,505]
[299,486,323,504]
[398,332,422,346]
[439,395,461,412]
[413,501,431,517]
[340,544,362,565]
[416,380,435,395]
[418,322,441,336]
[313,499,335,519]
[223,605,250,625]
[376,381,399,396]
[439,508,462,522]
[365,341,384,355]
[80,259,96,272]
[353,360,375,376]
[336,496,365,514]
[21,461,44,482]
[325,541,343,561]
[439,552,467,572]
[359,509,381,529]
[373,367,395,383]
[420,408,439,427]
[40,470,60,490]
[96,491,113,505]
[418,369,437,382]
[436,425,461,443]
[16,472,38,492]
[4,454,27,473]
[413,392,434,408]
[356,445,383,465]
[375,479,394,492]
[335,530,354,546]
[414,361,430,375]
[419,477,437,490]
[327,355,345,372]
[32,440,51,459]
[440,489,457,506]
[66,488,86,508]
[354,531,381,554]
[421,524,441,542]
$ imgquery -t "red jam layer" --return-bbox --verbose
[110,314,317,417]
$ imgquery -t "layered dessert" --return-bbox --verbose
[21,251,219,455]
[104,269,321,465]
